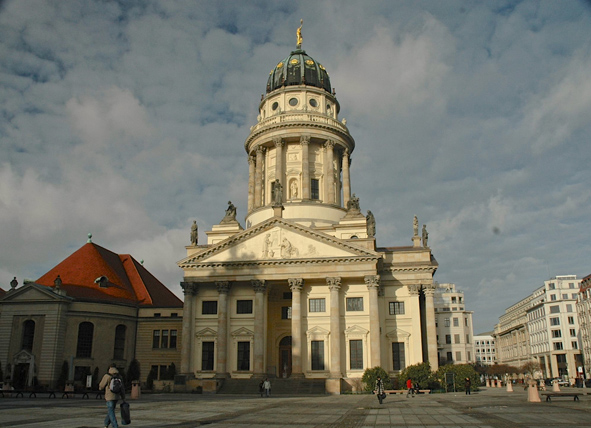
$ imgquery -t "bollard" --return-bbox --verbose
[506,382,513,392]
[497,380,502,388]
[486,379,490,387]
[527,380,541,402]
[131,380,141,399]
[552,380,561,392]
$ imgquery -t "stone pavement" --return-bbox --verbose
[1,386,590,427]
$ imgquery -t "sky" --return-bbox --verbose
[1,0,590,334]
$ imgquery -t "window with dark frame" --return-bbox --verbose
[311,340,324,370]
[237,341,250,371]
[113,324,126,359]
[311,178,319,200]
[76,322,94,358]
[309,298,326,312]
[281,306,292,319]
[349,339,363,370]
[392,342,405,370]
[202,341,215,371]
[237,300,253,314]
[161,330,169,348]
[152,330,160,348]
[202,300,218,315]
[22,320,35,352]
[170,330,177,349]
[389,301,405,315]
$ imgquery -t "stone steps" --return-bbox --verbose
[218,378,326,395]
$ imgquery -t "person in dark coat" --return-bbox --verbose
[465,377,472,395]
[375,376,385,404]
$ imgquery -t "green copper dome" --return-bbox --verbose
[266,49,332,94]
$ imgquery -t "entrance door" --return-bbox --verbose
[279,336,292,378]
[13,363,29,389]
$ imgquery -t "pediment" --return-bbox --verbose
[196,327,217,337]
[13,349,34,364]
[345,325,369,336]
[178,217,379,267]
[386,328,411,339]
[231,327,254,336]
[306,326,329,337]
[2,283,70,302]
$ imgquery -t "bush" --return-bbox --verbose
[436,364,479,392]
[397,362,434,390]
[127,359,141,389]
[361,366,392,392]
[146,367,156,390]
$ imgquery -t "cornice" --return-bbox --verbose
[180,256,380,270]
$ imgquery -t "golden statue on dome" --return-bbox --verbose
[297,19,303,49]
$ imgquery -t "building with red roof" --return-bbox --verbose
[0,239,183,390]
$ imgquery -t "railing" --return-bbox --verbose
[249,112,349,134]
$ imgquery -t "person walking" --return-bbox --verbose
[406,378,415,398]
[263,378,271,397]
[465,377,472,395]
[375,376,385,404]
[99,364,125,428]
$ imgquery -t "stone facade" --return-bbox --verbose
[178,41,439,393]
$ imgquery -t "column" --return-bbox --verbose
[289,278,304,377]
[252,279,267,375]
[342,149,351,208]
[215,281,231,377]
[180,282,198,374]
[325,140,335,204]
[423,283,439,370]
[365,275,381,368]
[300,135,310,199]
[274,137,284,191]
[254,146,264,208]
[327,277,342,378]
[407,284,423,364]
[247,156,255,212]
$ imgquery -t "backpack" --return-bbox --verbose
[109,374,123,394]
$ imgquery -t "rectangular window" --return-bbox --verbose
[237,300,253,314]
[202,341,215,371]
[446,351,453,362]
[202,300,218,315]
[392,342,405,371]
[170,330,177,349]
[562,294,568,299]
[466,334,470,344]
[444,318,450,327]
[550,305,560,313]
[161,330,169,348]
[570,328,576,337]
[311,178,319,200]
[568,316,575,324]
[309,298,326,312]
[237,341,250,371]
[550,317,560,326]
[550,295,557,301]
[152,330,160,349]
[456,351,462,361]
[349,340,363,370]
[454,334,460,344]
[465,318,468,326]
[445,334,451,344]
[346,297,363,311]
[566,304,573,312]
[281,306,292,319]
[569,283,575,289]
[451,296,457,303]
[453,318,459,327]
[389,301,405,315]
[553,342,564,350]
[549,283,555,290]
[572,293,578,299]
[572,341,578,349]
[551,330,562,338]
[311,341,325,370]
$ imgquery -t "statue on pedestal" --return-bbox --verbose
[366,210,376,237]
[190,220,198,245]
[422,224,428,247]
[221,201,237,224]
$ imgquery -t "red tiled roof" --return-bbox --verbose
[36,243,182,308]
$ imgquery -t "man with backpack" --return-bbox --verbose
[99,364,126,427]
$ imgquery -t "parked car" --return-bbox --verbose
[551,378,570,387]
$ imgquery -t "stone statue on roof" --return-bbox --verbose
[272,179,283,206]
[366,210,376,238]
[422,224,429,247]
[190,220,198,245]
[413,215,419,236]
[10,276,18,290]
[221,201,237,224]
[297,19,303,48]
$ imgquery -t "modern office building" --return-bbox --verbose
[473,332,496,366]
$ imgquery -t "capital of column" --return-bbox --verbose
[273,137,284,148]
[216,281,231,294]
[248,155,255,165]
[422,283,436,297]
[325,139,335,149]
[288,278,303,291]
[251,279,267,293]
[407,284,421,296]
[256,145,266,154]
[326,277,342,291]
[180,281,198,296]
[364,275,381,289]
[300,135,310,145]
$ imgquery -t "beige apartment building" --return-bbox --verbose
[576,274,591,379]
[177,35,439,393]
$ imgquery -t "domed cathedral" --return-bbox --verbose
[177,23,439,394]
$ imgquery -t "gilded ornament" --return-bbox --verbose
[305,59,314,66]
[290,58,299,65]
[277,62,284,69]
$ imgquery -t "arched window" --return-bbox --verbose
[22,320,35,351]
[113,325,126,359]
[76,322,94,358]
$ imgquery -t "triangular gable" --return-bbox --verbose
[1,283,71,302]
[178,217,379,267]
[386,328,411,340]
[231,327,254,337]
[196,327,217,337]
[345,325,369,336]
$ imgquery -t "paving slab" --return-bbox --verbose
[0,386,590,427]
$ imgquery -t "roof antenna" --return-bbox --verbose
[297,19,303,49]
